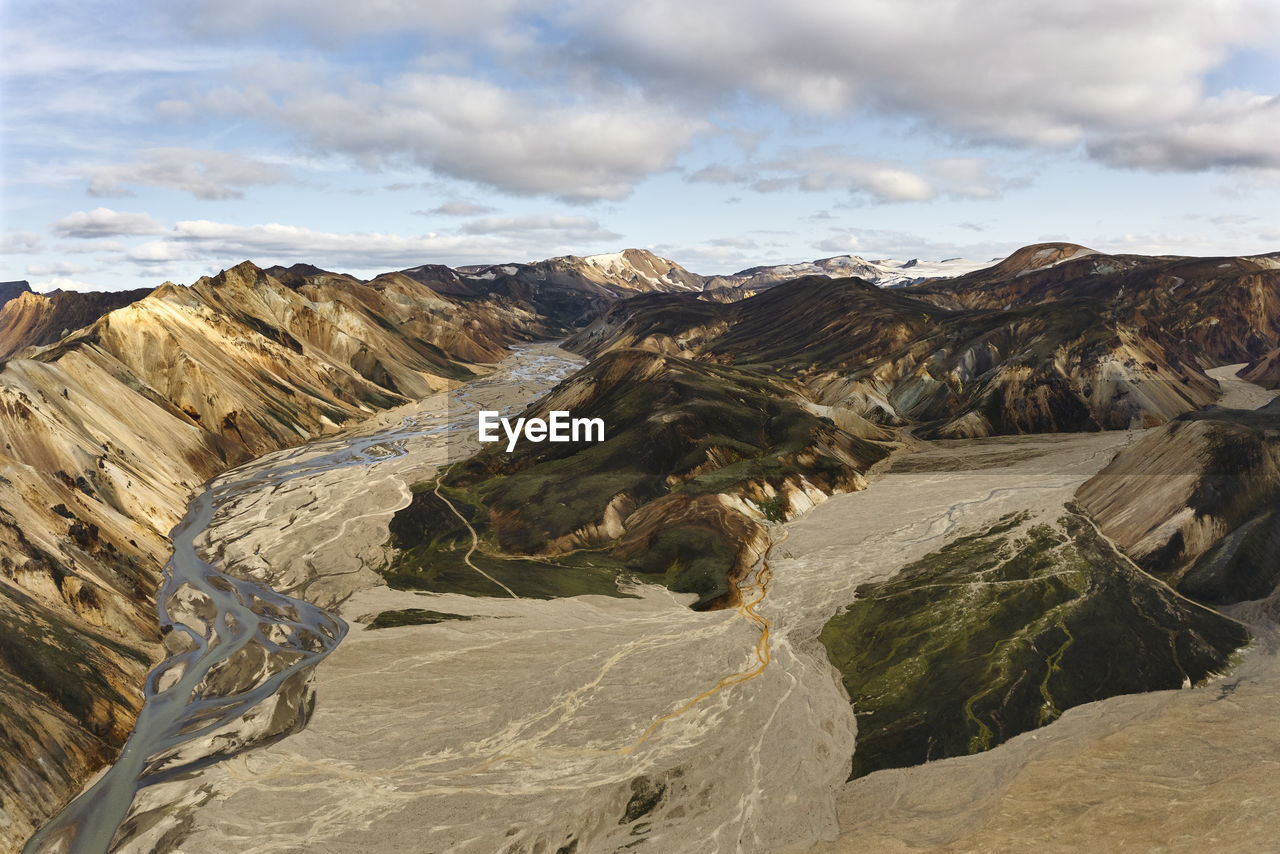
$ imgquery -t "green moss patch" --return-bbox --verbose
[820,510,1249,779]
[363,609,473,630]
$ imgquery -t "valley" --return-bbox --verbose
[6,243,1280,853]
[86,375,1263,854]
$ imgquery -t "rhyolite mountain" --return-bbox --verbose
[0,261,542,849]
[568,266,1226,438]
[1,287,154,359]
[394,249,707,328]
[703,253,989,292]
[390,247,988,325]
[1078,397,1280,602]
[910,243,1280,365]
[820,505,1249,778]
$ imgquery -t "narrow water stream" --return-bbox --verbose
[25,345,581,854]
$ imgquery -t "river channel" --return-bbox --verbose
[25,344,582,853]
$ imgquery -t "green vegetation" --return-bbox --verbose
[383,350,888,609]
[385,481,635,600]
[364,609,473,630]
[819,510,1249,779]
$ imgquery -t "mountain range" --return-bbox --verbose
[3,241,1279,851]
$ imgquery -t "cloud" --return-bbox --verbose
[0,230,43,254]
[459,214,618,239]
[650,240,782,274]
[1088,91,1280,171]
[124,216,623,271]
[25,261,94,277]
[193,0,1265,180]
[686,164,747,184]
[84,148,291,200]
[32,277,100,293]
[1088,230,1280,256]
[167,0,541,45]
[813,228,1011,261]
[561,1,1280,158]
[52,208,164,238]
[706,236,758,248]
[62,239,129,254]
[421,200,499,216]
[200,71,706,202]
[746,149,1013,203]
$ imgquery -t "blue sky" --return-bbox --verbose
[3,0,1280,291]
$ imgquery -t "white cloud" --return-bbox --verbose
[813,228,1010,261]
[168,0,540,45]
[201,71,706,202]
[84,148,291,200]
[125,217,624,271]
[706,236,758,249]
[0,230,44,254]
[25,261,94,277]
[562,1,1280,157]
[1089,91,1280,171]
[1088,230,1280,256]
[197,0,1273,180]
[31,277,100,293]
[459,214,618,239]
[651,240,783,274]
[747,150,1013,203]
[421,200,499,217]
[62,239,129,254]
[52,208,164,238]
[686,165,747,184]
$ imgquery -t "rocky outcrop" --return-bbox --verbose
[0,281,32,308]
[706,254,988,292]
[1077,400,1280,603]
[1243,346,1280,388]
[910,247,1280,366]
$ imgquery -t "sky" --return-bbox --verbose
[3,0,1280,292]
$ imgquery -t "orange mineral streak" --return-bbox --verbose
[621,558,773,754]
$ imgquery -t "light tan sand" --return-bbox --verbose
[116,357,1276,854]
[155,426,1136,853]
[1207,363,1280,411]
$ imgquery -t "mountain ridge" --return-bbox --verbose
[0,261,544,848]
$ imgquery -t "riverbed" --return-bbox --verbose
[33,350,1277,853]
[122,375,1153,852]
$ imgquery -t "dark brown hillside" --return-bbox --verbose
[911,248,1280,365]
[0,288,151,359]
[567,270,1219,438]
